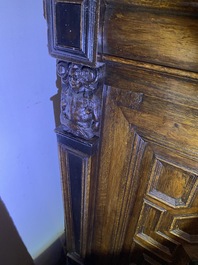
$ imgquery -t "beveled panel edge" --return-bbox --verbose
[102,55,198,81]
[147,157,198,209]
[67,252,84,265]
[170,214,198,244]
[103,57,198,113]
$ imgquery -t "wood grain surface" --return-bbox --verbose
[103,3,198,72]
[46,0,198,264]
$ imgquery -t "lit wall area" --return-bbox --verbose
[0,0,64,259]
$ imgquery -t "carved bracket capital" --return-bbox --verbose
[57,61,105,140]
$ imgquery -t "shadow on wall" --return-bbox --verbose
[34,233,66,265]
[0,197,34,265]
[50,75,62,128]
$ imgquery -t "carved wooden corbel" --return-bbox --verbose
[57,61,105,140]
[44,0,104,264]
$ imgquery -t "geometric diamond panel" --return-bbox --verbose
[147,158,198,208]
[135,200,179,261]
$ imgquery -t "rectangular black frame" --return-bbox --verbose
[45,0,100,66]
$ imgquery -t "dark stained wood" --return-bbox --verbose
[56,61,105,140]
[92,2,198,262]
[57,128,100,262]
[106,0,198,14]
[103,3,198,72]
[92,84,198,264]
[104,59,198,110]
[44,0,101,66]
[55,3,81,49]
[44,0,198,264]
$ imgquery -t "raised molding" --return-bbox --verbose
[147,158,198,208]
[44,0,100,66]
[134,199,177,260]
[56,127,100,264]
[170,215,198,244]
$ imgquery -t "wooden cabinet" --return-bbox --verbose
[44,1,198,264]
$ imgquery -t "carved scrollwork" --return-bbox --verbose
[57,61,105,140]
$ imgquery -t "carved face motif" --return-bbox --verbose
[81,67,96,84]
[68,65,82,92]
[68,64,97,93]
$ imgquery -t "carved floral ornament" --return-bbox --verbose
[57,61,105,140]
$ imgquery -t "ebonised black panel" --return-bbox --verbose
[56,3,81,49]
[68,152,82,252]
[45,0,100,66]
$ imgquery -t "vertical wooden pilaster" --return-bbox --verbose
[56,127,100,264]
[44,1,104,264]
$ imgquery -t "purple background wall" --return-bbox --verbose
[0,0,64,258]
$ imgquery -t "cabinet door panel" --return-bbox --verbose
[92,85,198,264]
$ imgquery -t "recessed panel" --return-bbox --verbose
[171,215,198,243]
[135,200,178,259]
[45,0,99,65]
[68,152,82,253]
[55,2,81,49]
[147,158,198,208]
